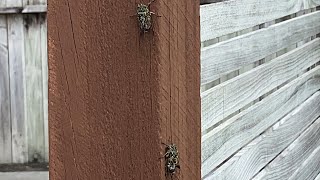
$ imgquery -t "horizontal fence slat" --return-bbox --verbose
[0,0,46,8]
[204,92,320,179]
[0,7,22,14]
[201,66,320,178]
[22,5,46,13]
[201,11,320,85]
[289,146,320,180]
[201,38,320,132]
[315,172,320,180]
[0,5,47,14]
[253,118,320,180]
[23,0,47,6]
[200,0,320,42]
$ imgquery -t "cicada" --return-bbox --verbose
[136,0,159,33]
[162,143,180,175]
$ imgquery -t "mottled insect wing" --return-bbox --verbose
[136,3,154,33]
[163,143,180,175]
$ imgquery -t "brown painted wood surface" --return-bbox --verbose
[48,0,200,179]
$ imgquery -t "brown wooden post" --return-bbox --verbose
[48,0,200,179]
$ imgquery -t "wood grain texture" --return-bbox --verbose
[23,0,46,6]
[0,1,5,7]
[6,0,23,8]
[201,11,320,84]
[253,118,320,180]
[24,14,45,162]
[315,173,320,180]
[48,0,200,179]
[289,146,320,180]
[201,38,320,132]
[201,66,320,178]
[200,0,320,42]
[22,5,47,13]
[204,91,320,180]
[8,14,28,163]
[0,15,12,163]
[40,14,48,162]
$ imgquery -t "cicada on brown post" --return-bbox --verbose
[162,143,181,176]
[134,0,160,33]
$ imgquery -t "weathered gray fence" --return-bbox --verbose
[0,1,47,164]
[200,0,320,179]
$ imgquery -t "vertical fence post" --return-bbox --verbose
[48,0,200,179]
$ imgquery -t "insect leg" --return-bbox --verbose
[161,142,169,147]
[150,12,161,17]
[148,0,156,6]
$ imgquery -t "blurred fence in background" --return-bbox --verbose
[0,0,47,164]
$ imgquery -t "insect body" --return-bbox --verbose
[163,143,180,175]
[136,0,157,33]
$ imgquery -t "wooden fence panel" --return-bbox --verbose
[205,91,320,179]
[0,12,48,165]
[253,117,320,180]
[201,11,320,84]
[201,0,320,178]
[24,14,45,163]
[8,14,28,163]
[0,15,12,163]
[201,66,320,178]
[289,146,320,180]
[201,39,320,132]
[200,0,320,42]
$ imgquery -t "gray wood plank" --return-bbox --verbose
[289,146,320,180]
[0,15,12,163]
[24,14,45,162]
[0,5,47,14]
[201,39,320,133]
[201,66,320,178]
[8,14,28,163]
[6,0,23,8]
[253,118,320,180]
[315,173,320,180]
[40,15,48,162]
[204,92,320,179]
[0,7,22,14]
[23,0,47,6]
[200,0,320,42]
[201,11,320,85]
[22,5,47,13]
[0,1,5,8]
